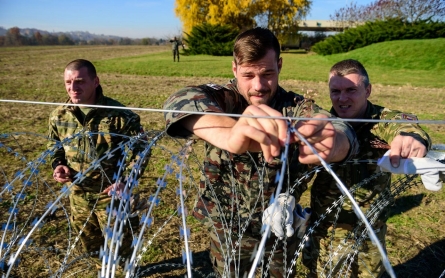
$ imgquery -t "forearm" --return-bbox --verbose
[181,114,237,150]
[332,120,359,162]
[331,129,352,162]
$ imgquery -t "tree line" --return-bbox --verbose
[175,0,444,47]
[0,27,165,47]
[331,0,445,28]
[175,0,444,56]
[312,19,445,55]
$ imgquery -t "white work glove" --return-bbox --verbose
[293,204,312,238]
[377,150,445,191]
[262,193,296,239]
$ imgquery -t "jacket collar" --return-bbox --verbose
[64,90,105,111]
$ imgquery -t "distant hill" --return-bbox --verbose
[0,26,128,41]
[0,26,167,46]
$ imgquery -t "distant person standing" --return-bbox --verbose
[170,36,184,62]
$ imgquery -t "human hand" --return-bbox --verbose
[53,165,72,183]
[262,193,296,239]
[389,135,428,167]
[103,181,127,198]
[294,114,350,164]
[227,104,288,162]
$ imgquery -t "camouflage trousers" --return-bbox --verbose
[303,224,387,278]
[69,185,139,263]
[172,49,179,61]
[209,224,299,278]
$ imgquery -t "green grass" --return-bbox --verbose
[95,52,234,78]
[96,38,445,88]
[283,38,445,87]
[0,42,444,277]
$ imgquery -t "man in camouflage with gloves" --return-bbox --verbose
[48,59,148,266]
[303,59,432,277]
[163,27,358,277]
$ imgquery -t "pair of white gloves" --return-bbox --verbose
[377,150,445,191]
[262,193,311,240]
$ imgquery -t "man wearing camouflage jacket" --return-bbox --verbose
[48,59,147,263]
[303,59,431,277]
[163,28,358,277]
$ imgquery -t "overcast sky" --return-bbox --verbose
[0,0,375,39]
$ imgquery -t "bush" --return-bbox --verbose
[312,19,445,55]
[183,23,239,56]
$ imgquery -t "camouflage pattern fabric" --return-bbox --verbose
[170,39,182,61]
[69,185,138,261]
[172,49,179,61]
[48,91,147,259]
[48,91,146,190]
[171,39,180,51]
[163,79,356,276]
[303,101,431,277]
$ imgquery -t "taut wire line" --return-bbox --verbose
[1,99,444,125]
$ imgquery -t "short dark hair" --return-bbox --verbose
[233,27,281,66]
[65,59,97,80]
[329,59,370,87]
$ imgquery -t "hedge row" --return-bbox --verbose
[312,19,445,55]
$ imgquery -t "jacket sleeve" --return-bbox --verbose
[119,111,151,181]
[47,111,67,169]
[162,85,227,138]
[373,108,431,150]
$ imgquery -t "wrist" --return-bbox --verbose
[332,121,359,163]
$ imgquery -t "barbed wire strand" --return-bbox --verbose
[1,99,444,125]
[1,99,444,277]
[289,126,397,278]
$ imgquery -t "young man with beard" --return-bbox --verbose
[163,28,358,277]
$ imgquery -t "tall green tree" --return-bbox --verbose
[183,23,239,56]
[174,0,311,43]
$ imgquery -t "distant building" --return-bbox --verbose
[298,20,353,32]
[281,20,362,51]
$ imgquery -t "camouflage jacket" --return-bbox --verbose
[48,91,147,192]
[163,79,357,235]
[311,100,431,232]
[170,39,182,50]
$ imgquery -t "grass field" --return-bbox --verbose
[0,40,444,277]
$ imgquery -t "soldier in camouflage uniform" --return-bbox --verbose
[48,59,147,265]
[170,36,184,62]
[163,28,358,277]
[303,59,431,277]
